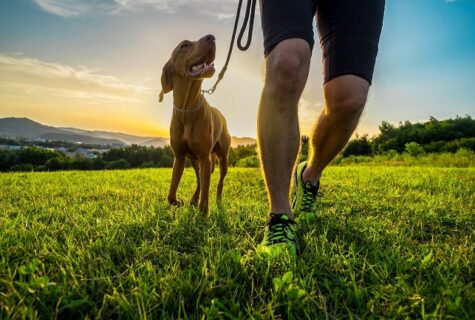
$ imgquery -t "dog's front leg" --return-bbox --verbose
[198,156,212,214]
[168,156,185,206]
[190,159,200,206]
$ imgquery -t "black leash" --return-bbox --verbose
[202,0,257,95]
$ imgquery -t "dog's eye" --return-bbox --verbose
[180,43,190,49]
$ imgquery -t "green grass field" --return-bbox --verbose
[1,166,474,319]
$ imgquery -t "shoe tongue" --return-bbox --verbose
[269,213,291,223]
[304,180,319,191]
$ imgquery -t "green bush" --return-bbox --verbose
[70,156,93,170]
[236,155,260,168]
[140,161,156,168]
[9,164,34,172]
[343,135,372,157]
[229,144,257,166]
[385,150,399,159]
[460,137,475,152]
[45,156,70,171]
[105,159,131,170]
[92,158,106,170]
[405,142,425,157]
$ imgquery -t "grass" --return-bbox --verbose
[331,149,475,168]
[0,166,474,319]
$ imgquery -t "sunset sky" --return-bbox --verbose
[0,0,474,138]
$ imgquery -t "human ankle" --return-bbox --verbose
[302,166,320,186]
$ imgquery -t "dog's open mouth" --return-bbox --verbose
[189,60,215,77]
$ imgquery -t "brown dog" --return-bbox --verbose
[159,34,231,214]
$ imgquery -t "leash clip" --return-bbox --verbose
[202,88,215,95]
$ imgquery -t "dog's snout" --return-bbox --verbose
[203,34,215,42]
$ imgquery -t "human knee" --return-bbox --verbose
[324,76,369,116]
[266,44,310,94]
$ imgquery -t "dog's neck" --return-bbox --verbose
[172,76,204,111]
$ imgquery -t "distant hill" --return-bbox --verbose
[38,133,125,146]
[0,117,165,147]
[0,117,256,148]
[231,136,256,147]
[59,127,168,147]
[0,117,66,139]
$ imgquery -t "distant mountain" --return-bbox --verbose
[141,138,170,148]
[0,117,255,148]
[0,117,66,139]
[231,136,256,147]
[60,127,167,146]
[38,133,125,146]
[0,117,166,147]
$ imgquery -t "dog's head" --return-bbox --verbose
[159,34,216,102]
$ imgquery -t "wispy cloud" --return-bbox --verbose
[32,0,94,17]
[31,0,238,19]
[112,0,187,13]
[0,53,149,105]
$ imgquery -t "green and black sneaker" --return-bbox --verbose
[292,161,321,218]
[257,213,297,259]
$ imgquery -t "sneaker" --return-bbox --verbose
[257,213,297,259]
[292,161,321,217]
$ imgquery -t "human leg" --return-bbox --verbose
[292,0,385,217]
[258,39,311,219]
[302,0,385,184]
[303,75,369,184]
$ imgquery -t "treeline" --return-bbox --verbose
[1,116,473,172]
[342,116,475,157]
[0,144,259,172]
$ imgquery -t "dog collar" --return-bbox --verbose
[174,99,204,113]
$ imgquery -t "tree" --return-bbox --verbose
[343,135,372,157]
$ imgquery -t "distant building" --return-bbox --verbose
[76,147,109,158]
[0,145,21,150]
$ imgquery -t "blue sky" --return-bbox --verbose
[0,0,474,137]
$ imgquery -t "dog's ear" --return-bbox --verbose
[159,60,174,103]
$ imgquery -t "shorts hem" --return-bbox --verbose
[264,32,314,56]
[324,72,372,86]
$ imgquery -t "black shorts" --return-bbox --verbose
[260,0,385,84]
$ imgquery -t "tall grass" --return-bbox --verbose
[1,167,474,318]
[332,149,475,167]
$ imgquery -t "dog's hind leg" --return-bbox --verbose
[217,153,228,201]
[190,159,200,206]
[210,154,217,174]
[167,156,185,206]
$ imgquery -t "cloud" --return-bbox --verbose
[0,53,150,105]
[0,53,171,136]
[32,0,95,17]
[31,0,239,19]
[112,0,187,13]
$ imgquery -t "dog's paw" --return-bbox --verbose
[168,198,184,207]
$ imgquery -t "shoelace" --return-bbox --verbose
[301,182,323,213]
[266,215,296,245]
